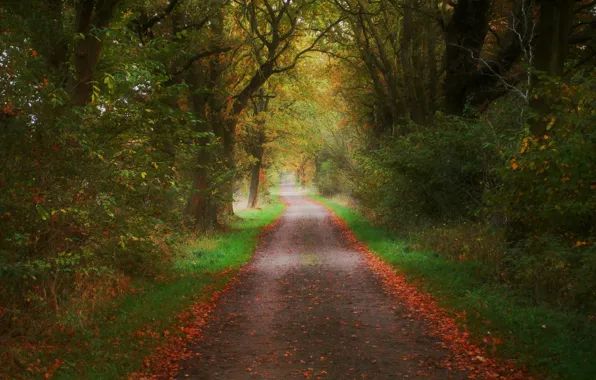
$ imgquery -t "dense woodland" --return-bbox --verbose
[1,0,596,377]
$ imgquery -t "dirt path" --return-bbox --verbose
[176,185,467,379]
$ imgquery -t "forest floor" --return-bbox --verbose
[171,185,523,379]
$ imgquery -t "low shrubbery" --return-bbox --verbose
[1,190,284,378]
[323,72,596,312]
[0,97,195,340]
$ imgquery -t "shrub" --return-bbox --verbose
[353,116,499,229]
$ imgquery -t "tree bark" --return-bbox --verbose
[68,0,120,106]
[534,0,575,76]
[185,8,226,230]
[443,0,492,115]
[400,0,425,124]
[427,21,438,116]
[185,66,220,230]
[46,0,69,82]
[529,0,575,135]
[247,129,266,208]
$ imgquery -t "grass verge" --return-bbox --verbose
[310,194,596,380]
[8,194,284,379]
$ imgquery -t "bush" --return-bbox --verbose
[329,72,596,311]
[0,82,196,336]
[353,116,499,229]
[506,236,596,310]
[411,223,506,276]
[315,159,346,196]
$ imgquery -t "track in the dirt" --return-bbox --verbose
[176,185,467,379]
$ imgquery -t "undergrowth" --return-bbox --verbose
[2,192,284,379]
[311,194,596,380]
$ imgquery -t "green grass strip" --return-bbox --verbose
[41,195,285,379]
[310,194,596,380]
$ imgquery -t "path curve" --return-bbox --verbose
[176,185,467,379]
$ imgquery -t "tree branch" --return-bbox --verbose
[165,47,232,84]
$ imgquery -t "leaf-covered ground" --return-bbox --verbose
[149,186,526,379]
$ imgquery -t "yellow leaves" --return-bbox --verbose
[520,137,530,154]
[575,241,589,247]
[141,172,147,179]
[546,117,556,131]
[151,162,159,169]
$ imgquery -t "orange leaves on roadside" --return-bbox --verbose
[510,159,519,170]
[133,211,285,379]
[315,200,529,380]
[129,298,218,379]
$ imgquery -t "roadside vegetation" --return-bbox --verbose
[312,195,596,379]
[2,194,283,378]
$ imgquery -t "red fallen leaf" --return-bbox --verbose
[313,199,530,380]
[133,215,284,379]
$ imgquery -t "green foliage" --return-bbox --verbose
[0,7,202,336]
[2,191,284,378]
[315,159,346,196]
[490,73,596,242]
[353,117,498,229]
[482,71,596,309]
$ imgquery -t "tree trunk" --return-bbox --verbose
[534,0,574,76]
[68,0,119,106]
[220,119,236,216]
[185,66,220,230]
[400,0,424,124]
[46,0,68,82]
[247,129,266,208]
[184,8,229,230]
[443,0,492,115]
[185,166,219,230]
[247,160,262,208]
[427,17,438,116]
[529,0,575,135]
